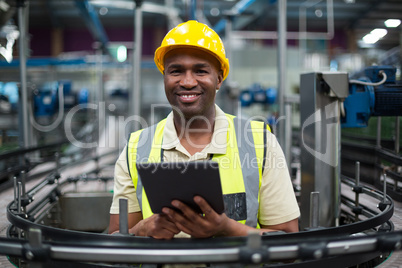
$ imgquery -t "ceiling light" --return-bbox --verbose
[362,28,387,44]
[370,28,387,38]
[117,45,127,62]
[384,19,401,28]
[362,34,379,44]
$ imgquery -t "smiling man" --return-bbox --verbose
[108,20,300,239]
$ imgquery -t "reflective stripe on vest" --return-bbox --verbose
[127,114,268,228]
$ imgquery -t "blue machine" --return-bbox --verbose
[33,80,88,117]
[34,81,59,116]
[239,84,277,107]
[59,80,76,109]
[341,66,402,128]
[0,82,19,112]
[78,88,89,104]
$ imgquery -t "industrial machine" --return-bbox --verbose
[342,66,402,128]
[299,65,402,230]
[239,83,277,107]
[33,80,89,117]
[0,82,18,113]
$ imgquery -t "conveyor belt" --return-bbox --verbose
[0,160,115,267]
[0,173,401,267]
[0,136,401,267]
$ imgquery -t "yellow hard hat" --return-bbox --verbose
[154,20,230,81]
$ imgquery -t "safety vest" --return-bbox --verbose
[126,114,269,228]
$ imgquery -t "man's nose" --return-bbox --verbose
[179,71,197,89]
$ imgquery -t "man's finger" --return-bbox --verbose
[158,214,181,233]
[194,196,217,217]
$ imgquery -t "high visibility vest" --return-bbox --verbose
[126,114,269,228]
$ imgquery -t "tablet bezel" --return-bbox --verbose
[136,161,224,215]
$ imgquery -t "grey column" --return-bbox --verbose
[277,0,287,147]
[131,0,143,132]
[299,72,347,229]
[18,1,30,148]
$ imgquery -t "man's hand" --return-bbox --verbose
[162,196,232,238]
[131,214,180,239]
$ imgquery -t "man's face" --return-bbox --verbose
[163,48,223,120]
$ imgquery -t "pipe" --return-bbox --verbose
[230,0,334,40]
[376,117,382,148]
[90,0,182,29]
[231,30,334,40]
[132,0,143,132]
[77,1,108,44]
[213,0,258,33]
[355,161,360,222]
[395,117,400,154]
[17,0,29,148]
[277,0,287,146]
[190,0,197,20]
[74,0,109,52]
[119,199,129,235]
[285,103,292,171]
[310,192,320,229]
[224,16,238,115]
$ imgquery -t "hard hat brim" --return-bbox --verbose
[154,44,229,81]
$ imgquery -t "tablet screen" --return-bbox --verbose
[136,161,224,214]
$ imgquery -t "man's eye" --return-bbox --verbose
[170,69,181,74]
[196,69,208,74]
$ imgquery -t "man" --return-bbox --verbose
[109,20,300,239]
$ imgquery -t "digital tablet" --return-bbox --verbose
[136,161,224,214]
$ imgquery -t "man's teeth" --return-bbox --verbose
[182,95,197,99]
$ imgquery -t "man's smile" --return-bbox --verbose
[177,93,201,103]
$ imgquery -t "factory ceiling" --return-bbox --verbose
[2,0,402,52]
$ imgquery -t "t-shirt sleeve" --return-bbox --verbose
[258,132,300,226]
[109,146,141,214]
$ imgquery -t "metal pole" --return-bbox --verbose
[277,0,287,147]
[13,176,18,210]
[225,17,233,82]
[131,0,143,132]
[96,46,105,152]
[376,117,382,189]
[119,198,129,234]
[395,117,400,154]
[190,0,197,20]
[284,103,292,171]
[376,117,382,148]
[20,170,26,197]
[96,47,104,104]
[383,171,387,203]
[394,117,399,190]
[18,0,30,148]
[17,181,22,239]
[225,16,237,115]
[309,192,319,229]
[354,161,360,222]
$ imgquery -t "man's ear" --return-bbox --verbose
[216,70,224,90]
